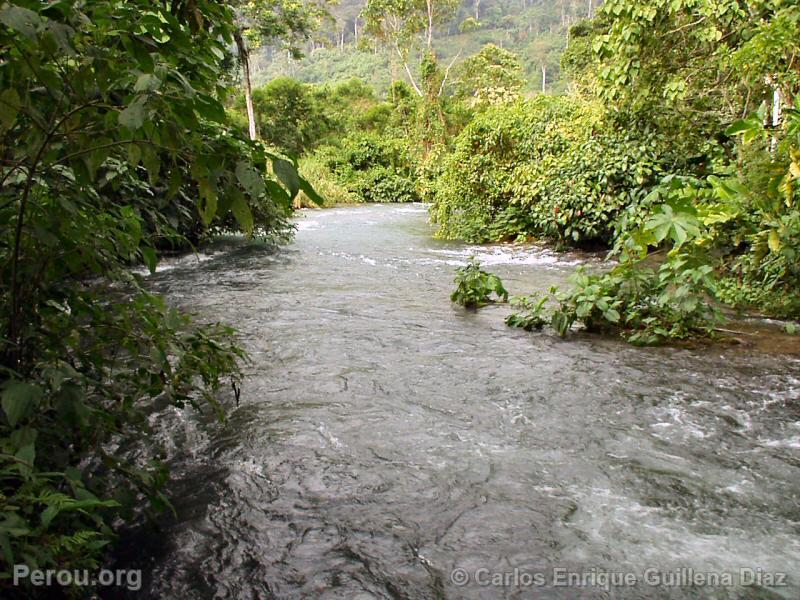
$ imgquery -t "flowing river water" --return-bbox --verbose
[113,204,800,599]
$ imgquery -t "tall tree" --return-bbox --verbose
[363,0,461,95]
[232,0,330,140]
[455,44,525,107]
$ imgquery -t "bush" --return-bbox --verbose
[0,0,303,587]
[505,294,550,330]
[325,134,420,203]
[715,277,800,319]
[428,96,689,244]
[250,77,329,156]
[550,254,723,344]
[451,259,509,308]
[294,154,360,207]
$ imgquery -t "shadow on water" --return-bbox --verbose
[109,204,800,599]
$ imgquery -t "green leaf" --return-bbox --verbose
[140,145,160,184]
[725,119,756,136]
[265,180,291,209]
[229,188,254,236]
[15,444,35,479]
[128,142,142,167]
[0,89,20,130]
[167,168,182,198]
[0,5,41,40]
[194,93,226,123]
[0,513,30,538]
[198,178,217,225]
[42,21,75,55]
[299,176,325,206]
[141,247,158,273]
[41,505,59,529]
[134,73,161,92]
[119,97,147,130]
[235,161,265,198]
[768,230,781,253]
[272,158,300,199]
[2,382,43,427]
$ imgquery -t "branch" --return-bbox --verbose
[665,15,707,36]
[56,139,167,165]
[438,49,463,97]
[394,43,423,96]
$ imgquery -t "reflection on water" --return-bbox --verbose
[112,204,800,599]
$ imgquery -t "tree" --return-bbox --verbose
[363,0,461,95]
[592,0,799,137]
[251,77,329,155]
[232,0,330,140]
[0,0,320,586]
[455,44,525,108]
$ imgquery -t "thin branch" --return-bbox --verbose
[665,15,707,36]
[56,139,167,165]
[394,43,423,96]
[438,49,463,97]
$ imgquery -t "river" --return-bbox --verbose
[113,204,800,599]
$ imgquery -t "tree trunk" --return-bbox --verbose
[394,43,423,96]
[772,86,782,153]
[542,64,547,94]
[426,0,434,48]
[234,30,258,141]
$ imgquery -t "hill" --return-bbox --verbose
[250,0,602,95]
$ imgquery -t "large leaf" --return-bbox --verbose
[0,5,40,40]
[141,247,158,274]
[725,119,758,136]
[2,382,43,427]
[644,204,701,248]
[265,180,292,209]
[134,73,161,92]
[198,178,218,225]
[272,158,300,199]
[42,21,75,55]
[0,89,20,130]
[235,161,265,198]
[119,97,147,130]
[229,188,254,236]
[299,176,325,206]
[194,93,226,123]
[15,444,35,479]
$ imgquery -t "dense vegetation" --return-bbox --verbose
[236,0,800,340]
[0,0,318,593]
[439,0,800,341]
[253,0,595,94]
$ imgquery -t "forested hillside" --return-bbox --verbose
[252,0,598,94]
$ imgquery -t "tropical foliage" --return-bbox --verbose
[428,96,688,244]
[454,43,525,107]
[451,258,509,308]
[0,0,314,590]
[443,0,800,341]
